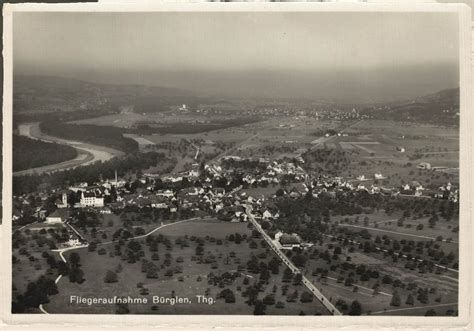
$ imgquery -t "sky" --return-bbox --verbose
[13,11,460,102]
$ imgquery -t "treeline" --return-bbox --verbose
[13,109,117,129]
[13,152,173,195]
[133,116,262,135]
[13,135,78,172]
[40,121,138,153]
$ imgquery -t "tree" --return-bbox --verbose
[348,300,362,316]
[196,245,204,256]
[293,273,303,286]
[276,188,285,197]
[300,292,313,303]
[116,303,129,314]
[263,294,276,306]
[219,289,236,303]
[425,309,437,316]
[69,267,84,283]
[253,300,266,315]
[406,294,414,305]
[275,301,285,309]
[69,252,81,267]
[390,290,401,307]
[104,270,118,283]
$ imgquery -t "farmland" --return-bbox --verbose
[42,218,330,315]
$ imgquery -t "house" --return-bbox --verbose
[80,191,104,207]
[33,207,47,220]
[417,162,431,170]
[396,146,406,153]
[374,173,385,180]
[65,238,81,247]
[187,169,200,178]
[262,210,273,220]
[275,231,302,250]
[162,176,183,183]
[45,209,70,224]
[99,208,112,214]
[156,190,174,198]
[151,202,168,209]
[179,187,200,198]
[68,182,89,193]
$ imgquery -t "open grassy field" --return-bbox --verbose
[347,120,459,138]
[44,218,330,315]
[333,211,459,244]
[300,237,458,316]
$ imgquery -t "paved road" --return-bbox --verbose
[244,204,342,316]
[185,139,200,160]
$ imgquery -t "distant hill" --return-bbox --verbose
[13,75,195,114]
[362,87,460,126]
[413,88,459,106]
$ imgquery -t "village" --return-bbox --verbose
[12,153,458,253]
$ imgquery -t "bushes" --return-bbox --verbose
[104,270,118,283]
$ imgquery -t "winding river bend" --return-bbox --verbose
[14,123,122,176]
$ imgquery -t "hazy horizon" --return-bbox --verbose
[13,11,460,102]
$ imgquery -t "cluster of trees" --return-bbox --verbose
[335,299,362,315]
[13,151,172,194]
[13,135,78,172]
[40,121,138,153]
[12,276,58,313]
[68,252,85,283]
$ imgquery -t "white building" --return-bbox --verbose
[45,209,70,224]
[80,191,104,207]
[156,190,174,198]
[374,173,385,180]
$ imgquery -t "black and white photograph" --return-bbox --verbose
[2,3,471,323]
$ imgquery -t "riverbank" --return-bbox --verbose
[14,123,123,176]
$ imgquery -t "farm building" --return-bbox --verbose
[45,209,70,224]
[275,231,303,249]
[417,162,431,170]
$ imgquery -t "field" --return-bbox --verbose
[299,235,458,316]
[302,120,458,189]
[43,218,330,315]
[333,210,459,245]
